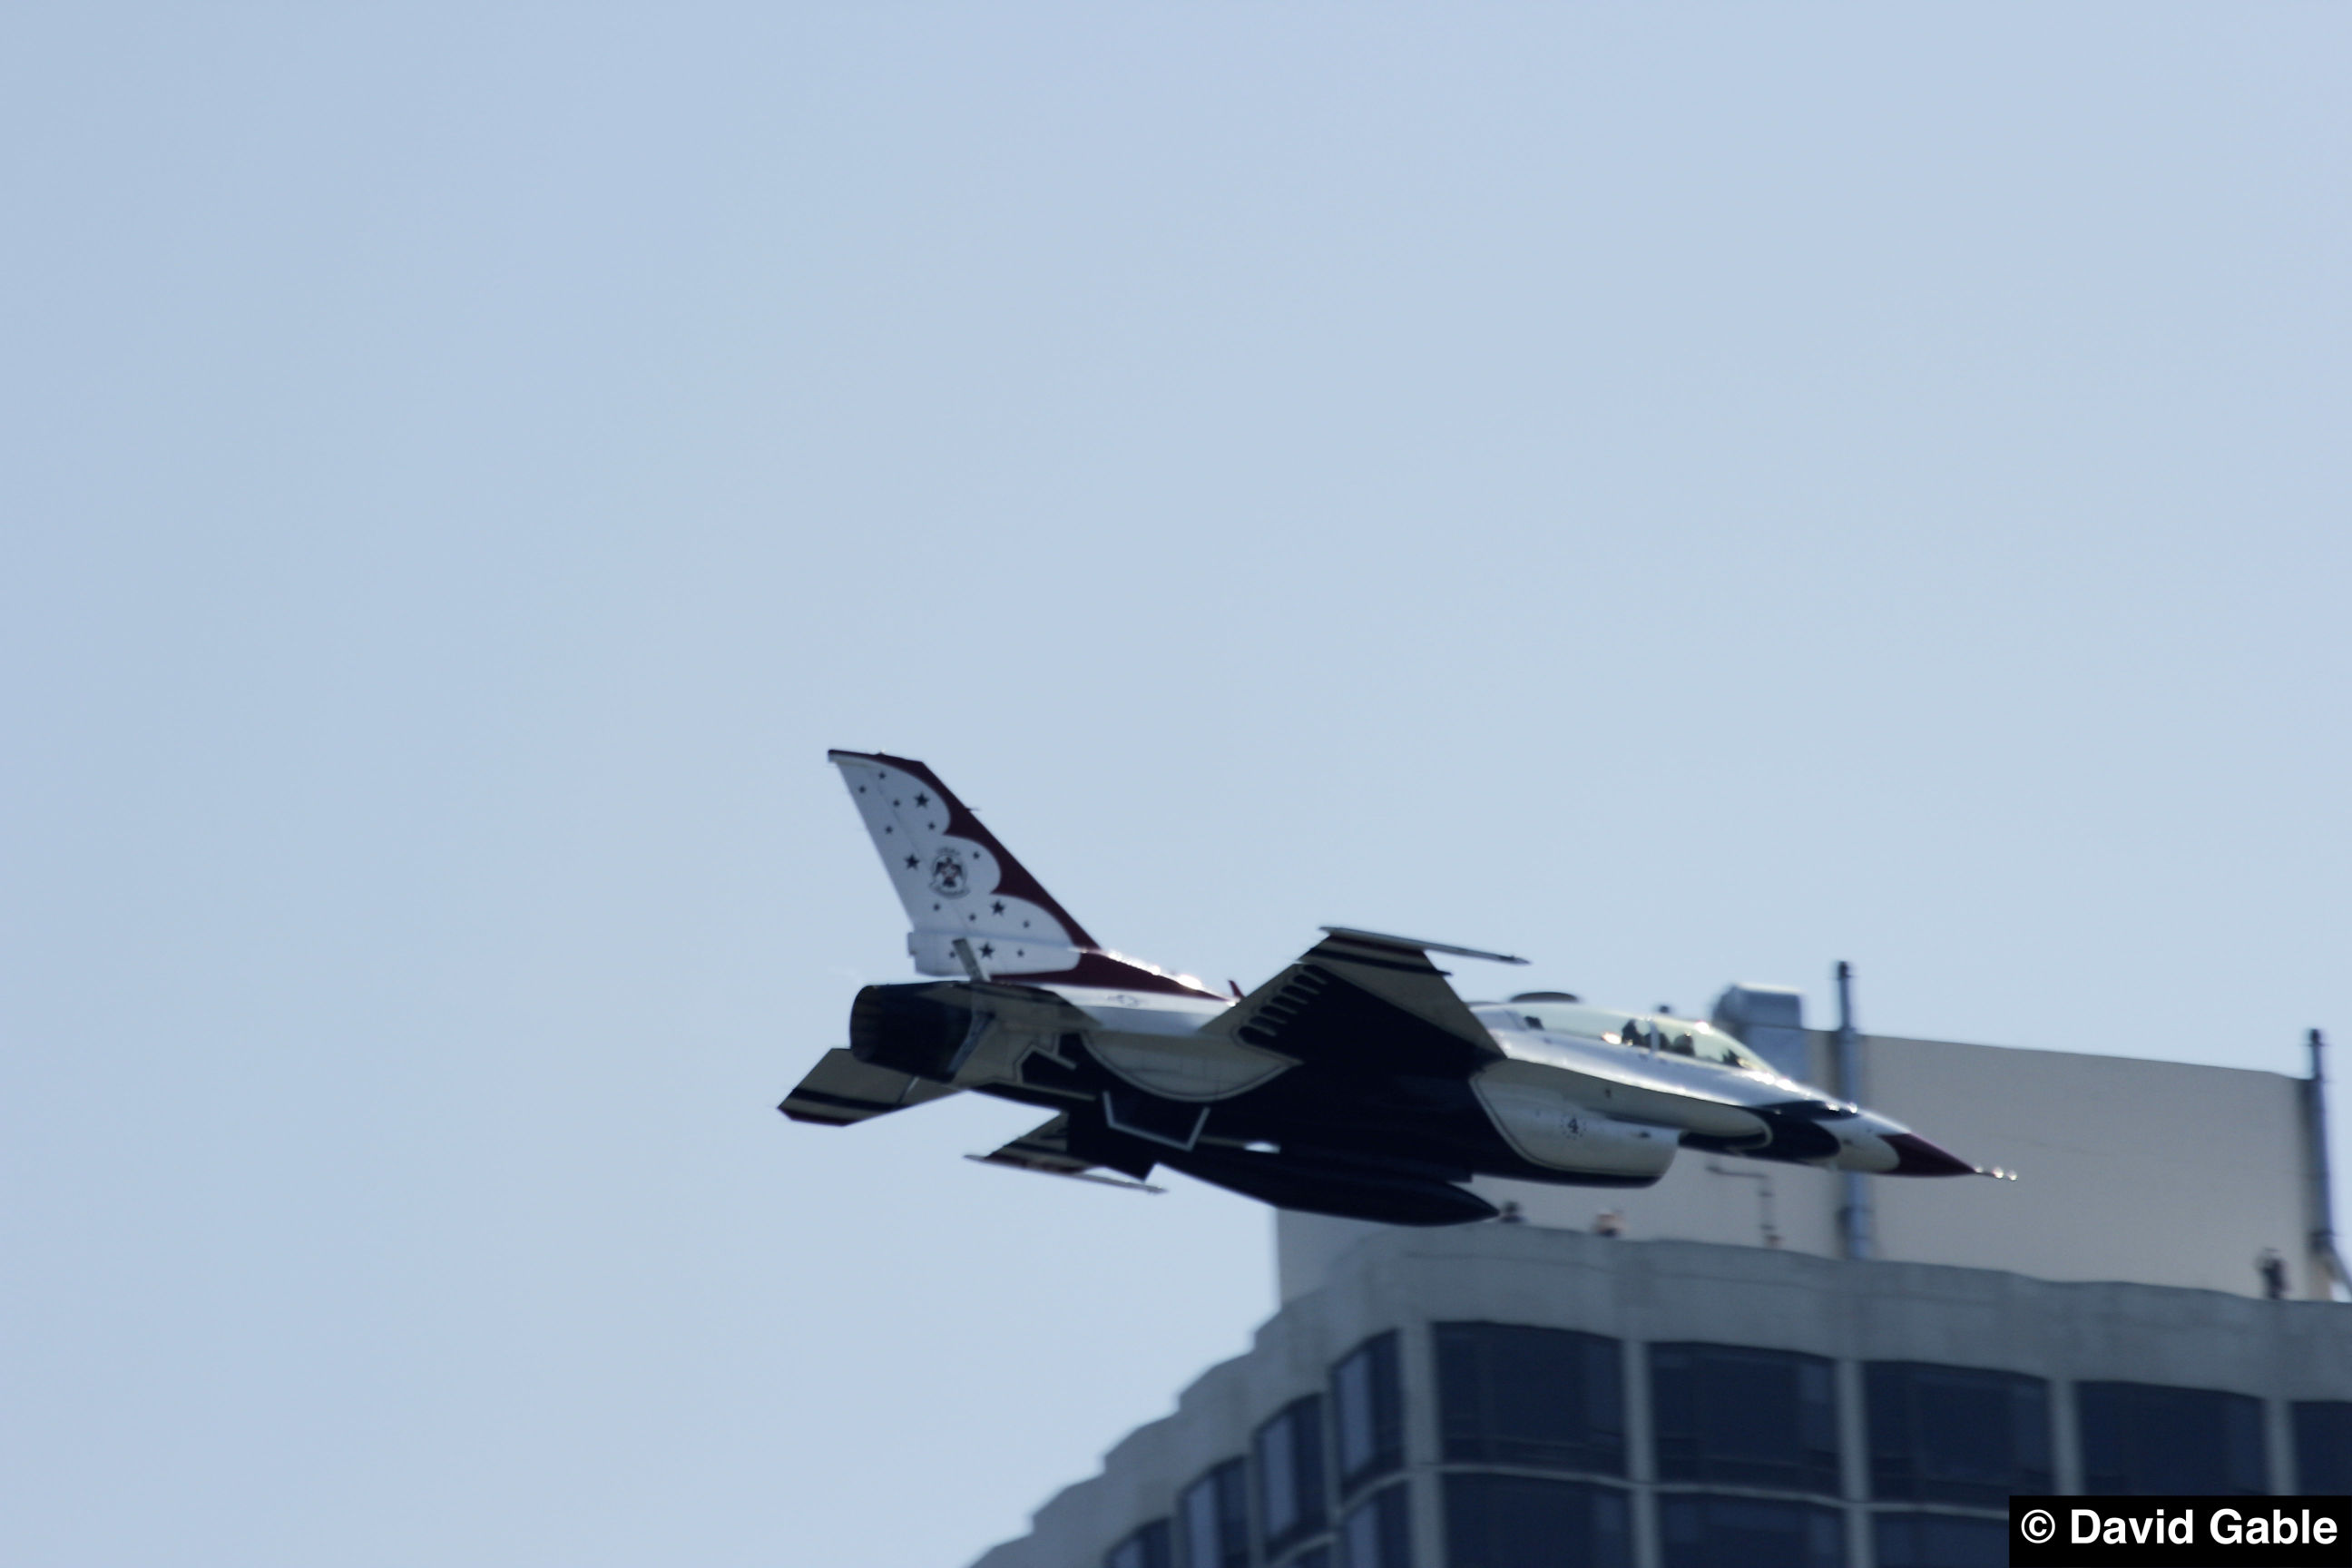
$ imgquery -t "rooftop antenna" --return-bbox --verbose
[1834,961,1874,1261]
[2305,1028,2349,1300]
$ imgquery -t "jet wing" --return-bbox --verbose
[779,1048,959,1126]
[1217,927,1525,1077]
[967,1114,1164,1192]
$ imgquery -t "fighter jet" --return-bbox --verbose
[783,750,1992,1225]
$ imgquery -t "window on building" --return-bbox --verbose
[1872,1512,2008,1568]
[1867,1363,2051,1506]
[1257,1396,1328,1557]
[1659,1494,1845,1568]
[1107,1518,1173,1568]
[1651,1344,1840,1497]
[1436,1322,1625,1475]
[1444,1473,1632,1568]
[1283,1550,1332,1568]
[1338,1483,1411,1568]
[2076,1382,2267,1494]
[1181,1457,1250,1568]
[1333,1332,1405,1492]
[2295,1403,2352,1494]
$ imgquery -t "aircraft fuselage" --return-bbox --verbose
[784,750,1988,1228]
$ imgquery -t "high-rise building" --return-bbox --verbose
[967,1014,2352,1568]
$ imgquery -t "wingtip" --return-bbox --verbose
[964,1152,1165,1193]
[1318,926,1531,965]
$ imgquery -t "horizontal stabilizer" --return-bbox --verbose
[779,1048,958,1126]
[969,1114,1164,1192]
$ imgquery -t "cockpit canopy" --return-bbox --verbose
[1470,998,1779,1076]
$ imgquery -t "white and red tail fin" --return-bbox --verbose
[827,750,1221,999]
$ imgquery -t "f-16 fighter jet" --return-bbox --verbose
[783,750,1992,1225]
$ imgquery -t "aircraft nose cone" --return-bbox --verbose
[1882,1132,1979,1177]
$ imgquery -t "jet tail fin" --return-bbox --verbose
[827,750,1219,999]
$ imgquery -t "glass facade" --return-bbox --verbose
[1866,1363,2051,1506]
[1256,1396,1328,1558]
[1338,1483,1412,1568]
[1871,1512,2008,1568]
[1083,1324,2321,1568]
[1181,1458,1250,1568]
[1443,1474,1632,1568]
[1658,1495,1844,1568]
[1335,1332,1406,1494]
[1436,1322,1624,1475]
[2077,1381,2267,1495]
[1652,1344,1840,1496]
[2295,1402,2352,1494]
[1107,1518,1172,1568]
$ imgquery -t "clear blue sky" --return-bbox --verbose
[4,6,2345,1565]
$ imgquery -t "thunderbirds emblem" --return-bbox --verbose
[929,848,970,897]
